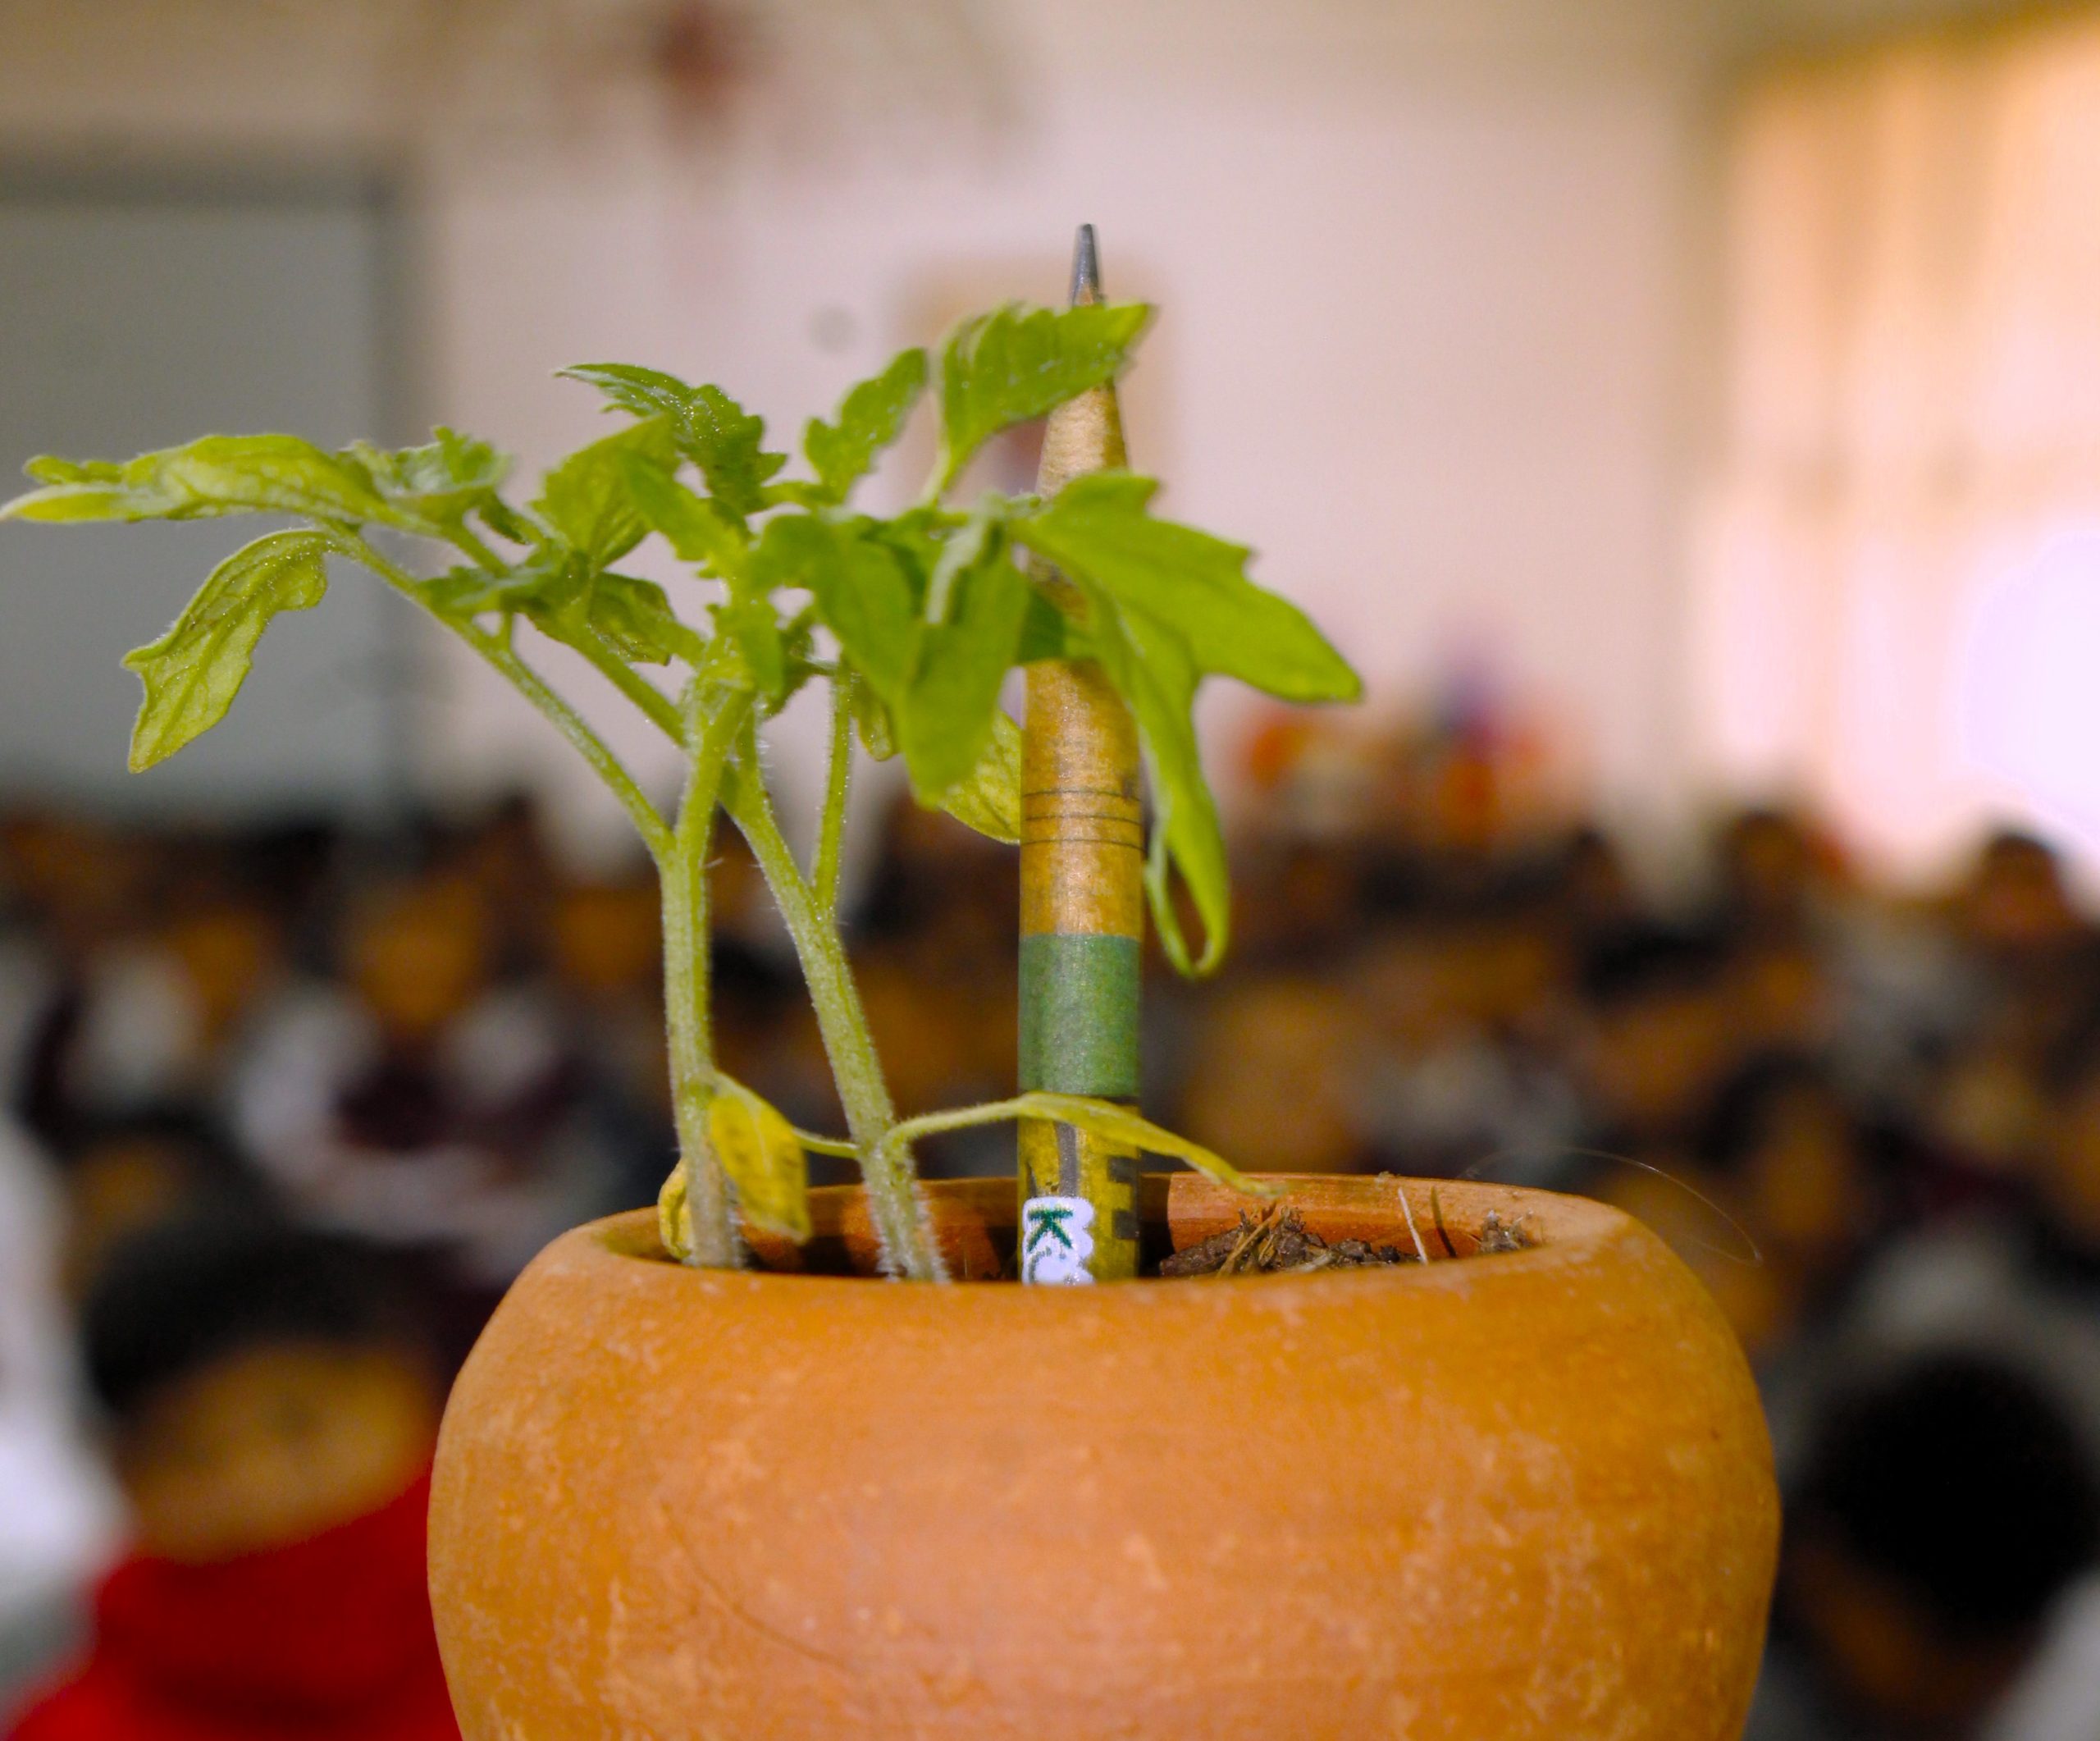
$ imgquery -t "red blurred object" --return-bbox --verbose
[9,1472,456,1741]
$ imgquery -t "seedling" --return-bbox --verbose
[2,290,1358,1281]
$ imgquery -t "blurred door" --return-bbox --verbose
[0,176,403,818]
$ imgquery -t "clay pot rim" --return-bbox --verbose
[592,1172,1637,1289]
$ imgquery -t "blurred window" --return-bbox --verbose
[1695,16,2100,875]
[0,174,405,817]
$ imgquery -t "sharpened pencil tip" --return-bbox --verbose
[1071,225,1102,307]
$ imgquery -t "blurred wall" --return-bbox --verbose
[0,0,2032,857]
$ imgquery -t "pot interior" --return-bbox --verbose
[610,1172,1562,1283]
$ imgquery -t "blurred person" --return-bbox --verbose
[3,816,159,1146]
[52,1111,267,1307]
[1821,1017,2100,1465]
[1691,1055,1880,1362]
[1550,824,1641,949]
[0,1114,120,1707]
[1227,839,1367,968]
[6,1216,455,1741]
[231,873,595,1309]
[41,872,294,1141]
[1952,831,2090,968]
[1575,925,1737,1162]
[1351,895,1582,1187]
[1174,972,1369,1174]
[1711,805,1839,939]
[1751,1350,2100,1741]
[1726,933,1839,1060]
[541,870,676,1210]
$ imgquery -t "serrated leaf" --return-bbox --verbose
[340,427,509,528]
[1016,472,1359,704]
[755,516,923,702]
[24,456,121,487]
[534,418,675,567]
[803,347,927,502]
[3,436,389,526]
[623,456,747,579]
[897,530,1028,797]
[707,1077,810,1241]
[591,572,708,665]
[558,363,787,518]
[1011,1092,1272,1196]
[121,530,331,770]
[931,708,1021,843]
[417,546,573,621]
[1086,601,1230,976]
[934,301,1150,493]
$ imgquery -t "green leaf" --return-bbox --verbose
[931,708,1021,843]
[590,572,708,665]
[623,457,747,580]
[803,347,927,502]
[3,436,388,526]
[755,517,922,703]
[534,418,676,567]
[1086,602,1230,976]
[715,596,789,702]
[1016,473,1359,704]
[1016,588,1074,664]
[1010,1092,1273,1197]
[850,672,898,761]
[415,548,569,620]
[24,457,121,487]
[558,363,787,518]
[707,1076,810,1241]
[897,527,1028,797]
[120,530,331,770]
[340,428,509,528]
[934,301,1150,493]
[924,493,1006,623]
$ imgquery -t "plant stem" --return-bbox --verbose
[342,534,673,859]
[813,674,852,915]
[723,750,946,1282]
[582,631,690,744]
[660,687,753,1268]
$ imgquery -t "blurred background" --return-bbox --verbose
[8,0,2100,1737]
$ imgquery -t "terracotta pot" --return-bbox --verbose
[429,1175,1778,1739]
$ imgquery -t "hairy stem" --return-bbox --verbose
[660,688,753,1268]
[344,533,672,856]
[813,674,853,915]
[580,630,689,745]
[724,753,946,1282]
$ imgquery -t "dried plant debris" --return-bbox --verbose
[1160,1205,1419,1277]
[1161,1201,1538,1277]
[1475,1210,1536,1254]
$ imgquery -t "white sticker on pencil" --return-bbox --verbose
[1021,1196,1096,1286]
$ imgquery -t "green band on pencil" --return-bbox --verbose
[1018,933,1141,1097]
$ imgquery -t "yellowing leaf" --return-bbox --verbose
[932,707,1021,843]
[1014,1092,1274,1198]
[657,1165,695,1261]
[707,1078,810,1241]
